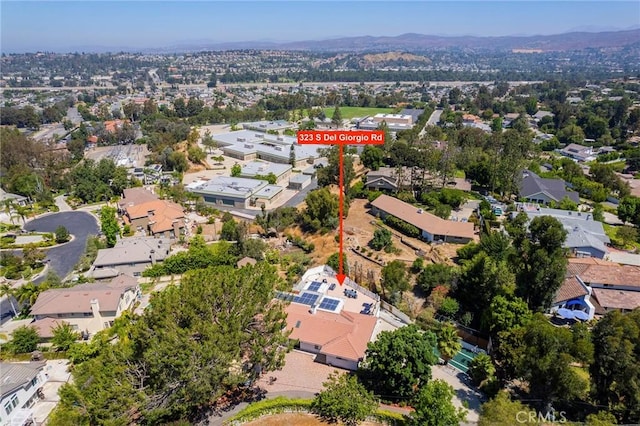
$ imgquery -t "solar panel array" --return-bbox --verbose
[319,297,340,312]
[293,292,319,306]
[307,281,322,292]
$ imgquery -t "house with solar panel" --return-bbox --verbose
[277,265,380,370]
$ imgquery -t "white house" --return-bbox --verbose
[0,362,48,426]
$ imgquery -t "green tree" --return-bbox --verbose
[514,215,568,312]
[360,145,384,171]
[468,353,496,386]
[201,130,217,154]
[616,225,638,247]
[0,283,19,316]
[590,310,640,423]
[358,324,437,402]
[301,188,339,232]
[586,411,618,426]
[436,322,462,365]
[51,321,80,351]
[22,244,45,269]
[187,145,205,164]
[370,228,392,250]
[482,295,531,336]
[311,372,378,426]
[408,379,467,426]
[289,144,296,167]
[133,263,291,421]
[54,225,70,243]
[454,252,515,326]
[231,163,242,177]
[416,263,456,293]
[381,260,410,298]
[10,325,40,354]
[513,314,589,405]
[100,206,119,248]
[327,252,349,275]
[479,391,531,426]
[331,105,343,127]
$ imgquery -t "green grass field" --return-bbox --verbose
[322,106,396,120]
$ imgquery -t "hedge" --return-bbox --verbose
[371,408,408,425]
[225,396,313,424]
[383,215,420,238]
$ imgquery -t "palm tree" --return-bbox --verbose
[0,283,19,316]
[15,281,47,309]
[437,322,462,365]
[3,200,15,225]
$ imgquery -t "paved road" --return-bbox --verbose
[23,211,100,283]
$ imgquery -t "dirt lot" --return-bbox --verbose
[244,413,383,426]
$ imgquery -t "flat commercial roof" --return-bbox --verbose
[213,130,321,161]
[253,184,284,199]
[188,176,268,198]
[241,161,291,178]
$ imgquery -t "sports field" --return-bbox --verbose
[322,106,395,120]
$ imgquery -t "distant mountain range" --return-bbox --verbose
[132,29,640,54]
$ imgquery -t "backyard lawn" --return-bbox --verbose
[322,106,396,120]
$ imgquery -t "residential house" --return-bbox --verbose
[552,258,640,318]
[124,200,185,238]
[370,194,476,243]
[89,237,171,278]
[519,170,580,205]
[559,143,596,162]
[364,167,412,192]
[30,274,141,337]
[513,204,610,258]
[0,188,28,207]
[280,265,380,371]
[0,361,47,426]
[117,187,159,214]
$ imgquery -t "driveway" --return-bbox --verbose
[23,211,99,282]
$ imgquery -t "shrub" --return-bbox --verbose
[384,215,420,238]
[228,396,313,423]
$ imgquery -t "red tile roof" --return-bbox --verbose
[284,303,377,362]
[554,276,589,304]
[593,288,640,311]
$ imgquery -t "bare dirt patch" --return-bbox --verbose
[244,413,383,426]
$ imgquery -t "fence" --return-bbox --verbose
[380,300,413,324]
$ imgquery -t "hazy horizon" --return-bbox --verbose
[1,1,639,53]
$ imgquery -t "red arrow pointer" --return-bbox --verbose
[337,143,346,285]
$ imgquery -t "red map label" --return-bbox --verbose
[297,130,385,145]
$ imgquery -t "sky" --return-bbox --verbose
[1,1,639,53]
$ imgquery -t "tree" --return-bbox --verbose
[22,244,45,269]
[408,379,467,426]
[51,321,80,351]
[317,145,355,192]
[436,322,462,365]
[311,372,378,426]
[0,283,18,316]
[289,144,296,167]
[231,163,242,177]
[617,196,640,226]
[360,145,384,171]
[100,206,119,248]
[331,105,343,127]
[201,130,217,154]
[479,391,530,426]
[590,310,640,423]
[55,225,70,243]
[133,263,291,421]
[358,324,437,402]
[301,188,339,232]
[468,353,495,386]
[416,263,456,294]
[482,295,531,336]
[187,146,205,164]
[514,314,589,405]
[513,215,568,312]
[616,225,638,247]
[370,228,392,251]
[327,252,349,275]
[454,252,515,326]
[381,260,410,298]
[10,325,40,353]
[15,281,46,307]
